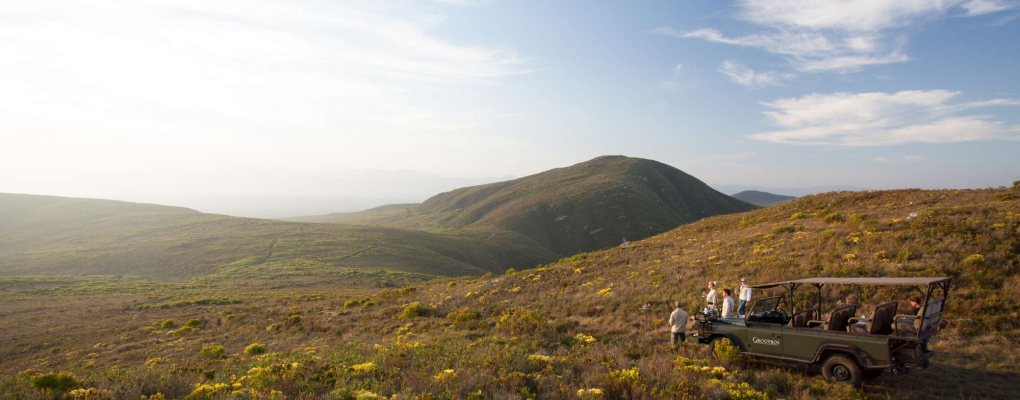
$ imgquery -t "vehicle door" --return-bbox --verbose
[743,296,785,356]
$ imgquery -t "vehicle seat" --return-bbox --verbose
[849,301,897,335]
[791,307,818,328]
[896,298,944,335]
[807,304,857,331]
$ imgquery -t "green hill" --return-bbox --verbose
[2,186,1018,400]
[0,193,557,280]
[289,156,757,256]
[731,190,797,206]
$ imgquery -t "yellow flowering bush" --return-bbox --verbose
[574,333,596,345]
[69,388,113,400]
[350,362,380,377]
[433,369,457,383]
[576,388,604,399]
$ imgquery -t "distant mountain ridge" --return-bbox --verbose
[731,190,796,206]
[288,156,758,256]
[0,193,556,279]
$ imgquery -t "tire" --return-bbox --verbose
[822,354,864,388]
[707,337,726,359]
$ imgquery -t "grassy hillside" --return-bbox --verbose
[731,190,797,206]
[3,185,1018,400]
[0,193,557,280]
[289,156,757,256]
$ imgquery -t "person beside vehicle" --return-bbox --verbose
[704,281,718,312]
[738,278,751,316]
[720,288,736,318]
[668,300,689,345]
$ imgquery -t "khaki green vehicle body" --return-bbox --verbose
[693,277,950,385]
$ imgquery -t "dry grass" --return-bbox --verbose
[1,187,1018,399]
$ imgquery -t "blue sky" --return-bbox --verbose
[2,0,1019,208]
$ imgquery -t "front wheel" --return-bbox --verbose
[822,354,864,388]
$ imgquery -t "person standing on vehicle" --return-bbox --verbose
[738,278,752,316]
[704,281,718,312]
[720,289,736,318]
[669,301,689,345]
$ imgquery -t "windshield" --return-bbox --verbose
[748,296,783,315]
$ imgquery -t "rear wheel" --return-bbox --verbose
[822,354,864,388]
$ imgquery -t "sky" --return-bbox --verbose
[2,0,1019,216]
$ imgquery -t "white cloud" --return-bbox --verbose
[718,60,794,87]
[874,155,924,163]
[654,0,1015,73]
[749,90,1020,146]
[0,0,530,174]
[962,0,1016,16]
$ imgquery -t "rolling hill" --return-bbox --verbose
[0,193,557,280]
[288,156,758,256]
[2,185,1018,400]
[731,190,797,206]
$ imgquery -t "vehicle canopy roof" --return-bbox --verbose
[752,277,949,289]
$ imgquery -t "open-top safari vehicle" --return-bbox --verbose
[692,277,951,387]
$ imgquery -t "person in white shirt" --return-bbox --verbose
[705,281,718,312]
[738,278,752,317]
[721,288,736,318]
[668,300,689,345]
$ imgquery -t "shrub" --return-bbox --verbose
[963,254,986,267]
[30,372,79,393]
[159,319,175,329]
[244,343,267,356]
[772,224,799,234]
[433,369,457,383]
[350,362,380,377]
[495,307,546,335]
[172,326,195,336]
[789,212,806,220]
[713,338,741,363]
[822,212,844,223]
[184,383,231,400]
[69,387,113,400]
[848,212,866,225]
[446,307,481,327]
[185,318,205,328]
[286,315,303,326]
[200,344,226,359]
[398,302,426,319]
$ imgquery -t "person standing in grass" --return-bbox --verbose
[704,281,718,312]
[669,300,689,345]
[721,289,736,318]
[738,278,752,317]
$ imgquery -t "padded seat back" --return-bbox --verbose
[791,307,818,328]
[919,298,944,332]
[868,301,898,335]
[827,305,857,332]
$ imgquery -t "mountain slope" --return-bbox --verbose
[289,156,758,256]
[731,189,796,206]
[0,193,557,279]
[4,187,1018,399]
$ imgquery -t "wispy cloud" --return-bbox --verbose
[748,90,1020,146]
[652,0,1014,73]
[659,64,684,89]
[718,60,794,87]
